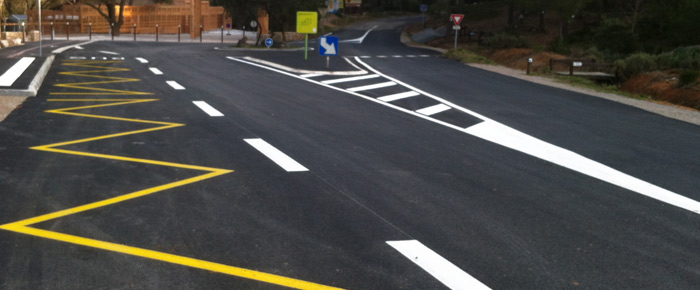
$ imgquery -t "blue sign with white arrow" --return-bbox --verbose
[319,36,339,56]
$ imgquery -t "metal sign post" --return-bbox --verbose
[38,0,42,57]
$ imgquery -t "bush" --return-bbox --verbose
[616,53,657,80]
[486,33,531,49]
[656,47,700,70]
[678,69,699,87]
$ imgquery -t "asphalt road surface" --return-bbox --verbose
[1,16,699,289]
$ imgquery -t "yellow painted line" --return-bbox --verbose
[5,170,231,227]
[0,62,345,289]
[0,225,343,290]
[50,60,153,95]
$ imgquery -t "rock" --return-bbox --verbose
[236,36,249,48]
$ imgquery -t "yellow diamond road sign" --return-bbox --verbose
[297,11,318,34]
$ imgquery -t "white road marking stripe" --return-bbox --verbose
[229,55,700,215]
[321,74,379,84]
[69,56,87,60]
[75,46,84,50]
[377,55,388,58]
[244,139,309,172]
[465,121,700,214]
[359,56,372,58]
[149,67,163,75]
[419,55,431,57]
[347,81,396,92]
[417,103,451,116]
[387,240,491,290]
[392,55,403,58]
[166,81,185,90]
[352,56,700,215]
[0,57,35,87]
[112,57,125,60]
[300,73,324,78]
[378,91,420,102]
[136,57,149,64]
[192,101,224,117]
[406,55,417,58]
[99,50,119,55]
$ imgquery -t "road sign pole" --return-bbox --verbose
[454,29,458,49]
[326,56,330,69]
[305,34,308,60]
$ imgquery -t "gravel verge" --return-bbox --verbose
[0,96,28,122]
[468,63,700,126]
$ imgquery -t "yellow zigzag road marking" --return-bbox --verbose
[51,60,152,95]
[1,60,342,290]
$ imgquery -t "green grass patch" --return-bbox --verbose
[445,48,498,65]
[553,75,652,101]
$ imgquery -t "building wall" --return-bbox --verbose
[27,2,229,35]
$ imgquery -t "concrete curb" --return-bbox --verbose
[0,55,54,97]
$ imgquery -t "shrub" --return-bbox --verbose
[678,69,699,87]
[616,53,657,80]
[487,33,531,49]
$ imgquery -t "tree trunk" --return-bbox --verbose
[507,0,514,27]
[0,0,4,34]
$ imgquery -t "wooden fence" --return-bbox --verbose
[25,3,228,36]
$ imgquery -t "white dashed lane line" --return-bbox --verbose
[387,240,491,290]
[192,101,224,117]
[149,67,164,75]
[136,57,149,64]
[244,138,309,172]
[166,80,185,90]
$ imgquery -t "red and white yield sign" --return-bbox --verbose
[451,14,465,26]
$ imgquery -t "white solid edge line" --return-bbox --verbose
[52,40,95,54]
[136,57,149,64]
[244,138,308,172]
[347,81,396,92]
[99,50,120,55]
[166,80,185,90]
[192,101,224,117]
[0,57,35,87]
[378,91,420,102]
[300,73,324,78]
[387,240,491,290]
[321,74,380,84]
[417,103,451,116]
[149,67,164,75]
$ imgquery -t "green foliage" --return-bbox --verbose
[593,17,638,55]
[615,53,656,80]
[445,48,497,65]
[486,33,531,49]
[678,69,699,87]
[654,47,700,70]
